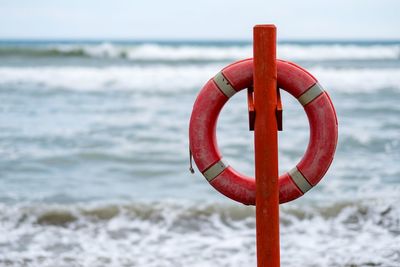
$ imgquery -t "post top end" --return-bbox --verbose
[254,24,276,29]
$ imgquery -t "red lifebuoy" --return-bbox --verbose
[189,58,338,205]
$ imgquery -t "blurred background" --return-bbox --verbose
[0,1,399,266]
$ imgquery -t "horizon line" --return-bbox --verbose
[0,37,399,43]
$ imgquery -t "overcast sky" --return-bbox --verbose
[0,0,399,40]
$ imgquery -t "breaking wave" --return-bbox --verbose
[0,200,398,267]
[1,42,399,61]
[0,65,399,93]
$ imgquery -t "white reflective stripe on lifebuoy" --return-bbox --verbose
[288,167,313,193]
[202,159,228,182]
[297,83,324,106]
[213,72,236,98]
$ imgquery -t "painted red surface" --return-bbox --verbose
[189,58,338,205]
[298,92,338,185]
[253,26,281,267]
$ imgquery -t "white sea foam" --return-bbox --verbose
[48,43,250,61]
[0,200,398,267]
[0,65,399,93]
[279,44,400,61]
[7,42,398,61]
[65,43,400,61]
[122,44,249,61]
[0,65,221,92]
[309,67,400,93]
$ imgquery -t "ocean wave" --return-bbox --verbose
[0,65,399,93]
[310,67,400,93]
[279,44,400,61]
[0,65,220,92]
[0,43,248,62]
[0,200,398,266]
[1,42,399,61]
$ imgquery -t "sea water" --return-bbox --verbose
[0,40,399,266]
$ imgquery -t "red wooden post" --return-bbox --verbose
[253,25,280,267]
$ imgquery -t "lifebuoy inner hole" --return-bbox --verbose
[215,89,309,178]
